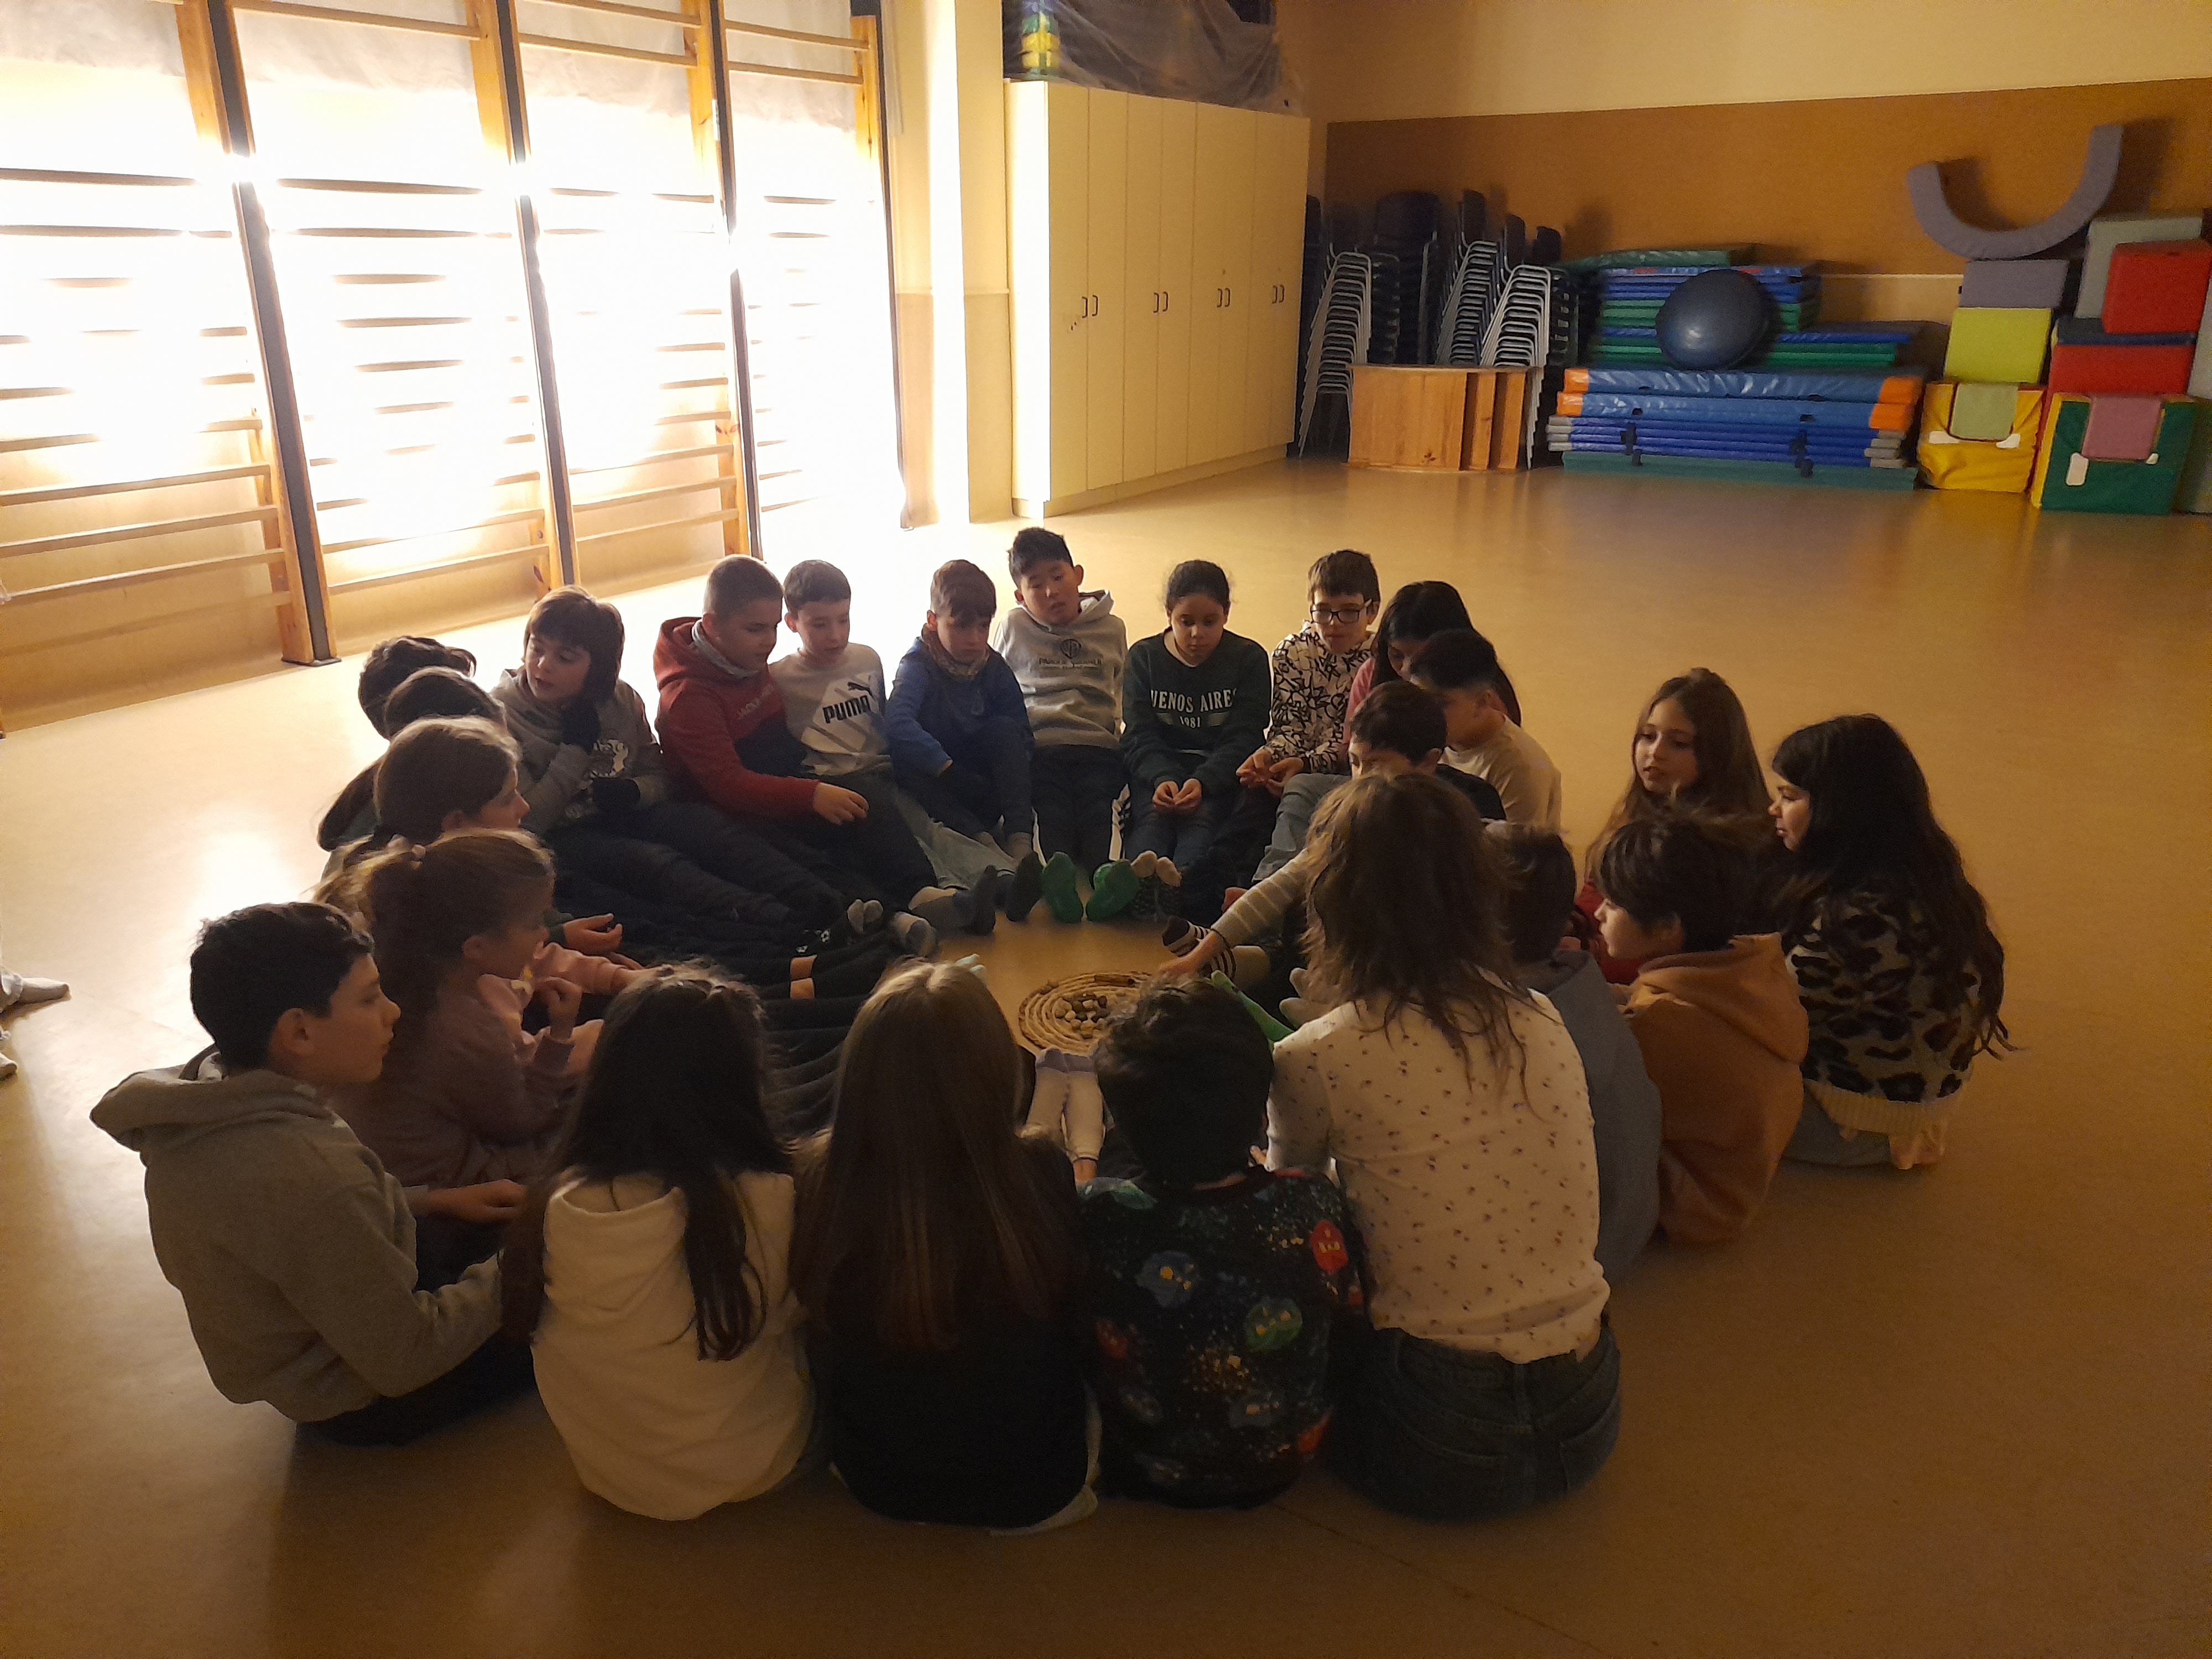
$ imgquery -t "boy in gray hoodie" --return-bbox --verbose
[990,528,1128,920]
[92,902,533,1446]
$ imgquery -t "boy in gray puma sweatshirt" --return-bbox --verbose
[92,902,531,1444]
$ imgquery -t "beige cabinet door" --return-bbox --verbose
[1121,95,1162,484]
[1154,98,1196,475]
[1245,113,1308,452]
[1188,102,1256,465]
[1083,89,1127,493]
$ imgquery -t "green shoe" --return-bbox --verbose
[1041,853,1085,923]
[1209,971,1293,1045]
[1086,858,1140,921]
[1006,851,1045,921]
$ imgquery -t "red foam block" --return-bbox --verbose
[2103,239,2212,335]
[2047,342,2194,395]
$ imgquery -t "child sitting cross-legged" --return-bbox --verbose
[1595,814,1808,1244]
[497,585,870,941]
[770,559,996,936]
[1267,774,1618,1522]
[503,968,815,1519]
[1082,979,1363,1509]
[887,559,1044,917]
[1112,559,1271,924]
[1490,824,1662,1279]
[333,830,585,1194]
[1768,714,2009,1171]
[92,902,534,1446]
[790,962,1094,1532]
[1577,668,1773,984]
[1162,682,1501,983]
[992,526,1128,922]
[1405,628,1561,831]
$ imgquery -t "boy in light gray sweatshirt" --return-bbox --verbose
[991,527,1128,916]
[92,902,534,1445]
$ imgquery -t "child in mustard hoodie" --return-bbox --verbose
[1593,815,1807,1245]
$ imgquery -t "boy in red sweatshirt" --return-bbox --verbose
[1593,814,1808,1245]
[654,555,952,954]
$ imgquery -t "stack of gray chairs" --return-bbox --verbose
[1297,248,1372,453]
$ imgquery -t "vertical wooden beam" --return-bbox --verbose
[697,0,765,558]
[175,0,334,664]
[852,6,911,526]
[683,0,749,558]
[466,0,576,591]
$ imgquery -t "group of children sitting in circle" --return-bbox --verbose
[93,528,2010,1532]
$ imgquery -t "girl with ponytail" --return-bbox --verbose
[333,829,584,1192]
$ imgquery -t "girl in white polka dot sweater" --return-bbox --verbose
[1267,774,1619,1522]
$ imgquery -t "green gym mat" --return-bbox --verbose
[1562,451,1921,491]
[1601,302,1819,327]
[1559,247,1752,273]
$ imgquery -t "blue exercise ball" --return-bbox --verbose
[1655,269,1771,369]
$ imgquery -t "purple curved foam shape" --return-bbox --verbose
[1907,124,2123,259]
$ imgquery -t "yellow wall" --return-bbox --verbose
[1277,0,2212,128]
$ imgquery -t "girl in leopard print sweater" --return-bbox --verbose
[1766,716,2009,1170]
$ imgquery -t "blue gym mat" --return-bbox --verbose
[1565,366,1927,402]
[1561,392,1913,429]
[1548,425,1902,465]
[1550,418,1901,452]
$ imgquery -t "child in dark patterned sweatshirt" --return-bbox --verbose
[1081,979,1363,1509]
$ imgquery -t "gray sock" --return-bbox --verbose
[910,885,968,934]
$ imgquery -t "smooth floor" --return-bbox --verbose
[2,459,2206,1658]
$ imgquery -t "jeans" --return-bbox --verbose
[800,766,938,910]
[1255,773,1349,882]
[1031,746,1125,872]
[1125,788,1233,876]
[552,800,845,929]
[1329,1322,1620,1522]
[1784,1087,1896,1167]
[896,717,1034,845]
[308,1336,536,1448]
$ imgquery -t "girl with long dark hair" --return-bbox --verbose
[505,968,813,1519]
[1767,715,2010,1169]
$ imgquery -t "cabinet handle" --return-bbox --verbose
[1162,289,1169,312]
[1091,293,1099,314]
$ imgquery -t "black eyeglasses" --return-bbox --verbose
[1311,604,1370,627]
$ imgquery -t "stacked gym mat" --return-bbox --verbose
[1594,322,1917,369]
[1919,256,2065,493]
[1551,364,1926,489]
[1594,264,1822,335]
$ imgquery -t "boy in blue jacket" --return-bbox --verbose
[887,559,1042,915]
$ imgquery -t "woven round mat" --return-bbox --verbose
[1014,970,1151,1054]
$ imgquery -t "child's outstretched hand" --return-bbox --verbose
[421,1180,528,1224]
[813,782,869,823]
[1159,933,1224,979]
[536,975,583,1042]
[563,914,624,955]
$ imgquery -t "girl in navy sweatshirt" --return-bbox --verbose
[1112,560,1270,922]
